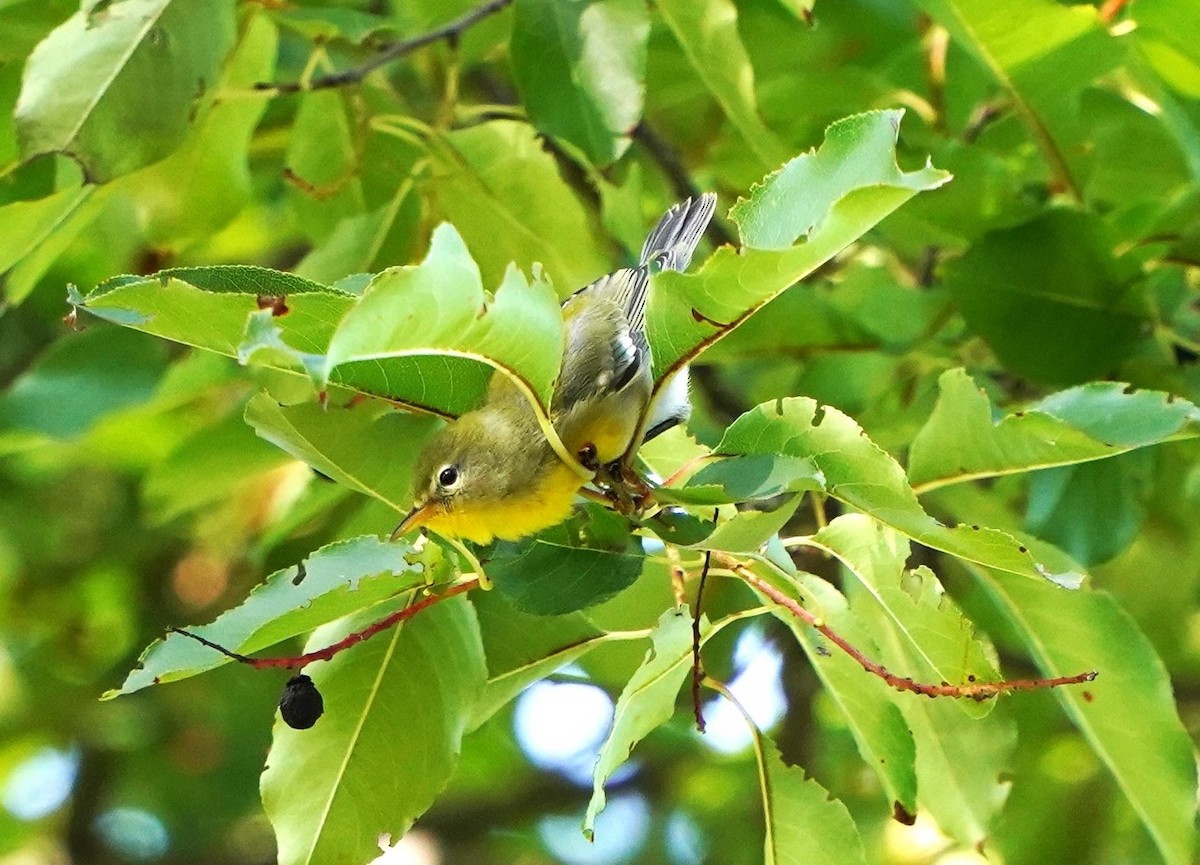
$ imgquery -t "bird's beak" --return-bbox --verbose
[391,502,436,541]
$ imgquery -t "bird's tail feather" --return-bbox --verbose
[639,193,718,273]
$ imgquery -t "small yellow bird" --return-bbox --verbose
[396,193,717,545]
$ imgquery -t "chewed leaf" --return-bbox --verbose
[909,368,1200,492]
[324,223,565,411]
[762,741,869,865]
[108,536,427,697]
[646,110,949,384]
[714,398,1084,588]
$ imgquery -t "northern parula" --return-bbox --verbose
[396,194,717,544]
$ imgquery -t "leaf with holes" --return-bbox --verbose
[908,368,1200,493]
[646,110,949,385]
[108,536,428,697]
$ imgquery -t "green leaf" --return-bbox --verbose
[115,12,277,249]
[762,565,917,816]
[655,0,788,167]
[0,326,166,441]
[585,607,699,837]
[806,515,1000,716]
[762,742,868,865]
[1024,453,1153,567]
[0,184,96,303]
[489,538,644,616]
[285,88,366,242]
[324,223,565,411]
[647,110,949,383]
[15,0,237,181]
[261,593,485,865]
[910,0,1120,198]
[714,397,1085,588]
[108,536,427,697]
[943,210,1150,385]
[908,368,1200,493]
[811,517,1014,845]
[470,589,631,729]
[143,409,293,523]
[656,453,825,505]
[689,497,800,553]
[511,0,648,165]
[425,120,610,293]
[245,393,440,514]
[77,266,353,362]
[971,564,1198,865]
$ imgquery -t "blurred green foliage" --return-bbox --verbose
[0,1,1198,864]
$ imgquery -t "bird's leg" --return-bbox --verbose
[577,443,601,473]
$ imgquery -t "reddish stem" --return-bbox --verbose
[1098,0,1129,23]
[173,580,479,671]
[691,550,712,733]
[730,559,1096,701]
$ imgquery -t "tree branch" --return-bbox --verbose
[721,553,1096,700]
[171,579,479,670]
[256,0,515,94]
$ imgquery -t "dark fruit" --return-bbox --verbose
[279,674,324,729]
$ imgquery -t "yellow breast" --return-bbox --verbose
[422,461,584,545]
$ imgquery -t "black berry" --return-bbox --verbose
[279,674,324,729]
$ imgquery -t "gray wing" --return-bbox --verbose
[555,194,716,419]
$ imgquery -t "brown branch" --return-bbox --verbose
[171,579,479,670]
[723,554,1096,701]
[257,0,514,94]
[691,550,713,733]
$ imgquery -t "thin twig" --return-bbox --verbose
[721,553,1096,701]
[257,0,515,94]
[171,579,479,670]
[631,123,737,248]
[691,550,713,732]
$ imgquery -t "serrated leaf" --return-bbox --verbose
[713,397,1084,588]
[762,742,868,865]
[511,0,648,165]
[909,368,1200,493]
[109,536,427,696]
[807,515,1000,717]
[261,593,485,865]
[324,223,565,411]
[823,526,1015,845]
[762,566,917,816]
[647,110,949,384]
[425,120,610,293]
[585,607,700,836]
[972,564,1197,865]
[655,453,824,505]
[244,393,440,513]
[15,0,237,181]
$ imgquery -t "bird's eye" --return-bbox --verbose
[438,465,460,489]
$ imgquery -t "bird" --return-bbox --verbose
[395,193,717,545]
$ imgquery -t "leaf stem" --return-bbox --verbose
[702,677,774,853]
[256,0,516,94]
